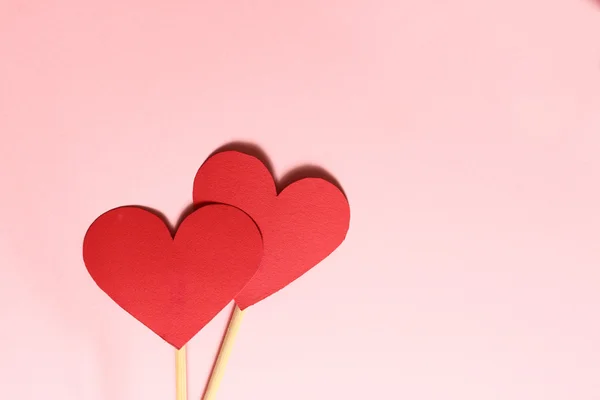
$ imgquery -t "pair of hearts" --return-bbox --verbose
[83,150,350,348]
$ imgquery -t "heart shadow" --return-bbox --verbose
[208,140,347,197]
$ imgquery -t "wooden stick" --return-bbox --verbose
[175,346,187,400]
[202,305,245,400]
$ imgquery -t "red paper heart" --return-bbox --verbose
[193,151,350,309]
[82,204,262,348]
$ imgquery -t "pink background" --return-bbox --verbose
[1,1,600,399]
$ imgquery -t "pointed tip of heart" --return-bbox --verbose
[163,336,186,349]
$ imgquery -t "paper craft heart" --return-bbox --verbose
[193,150,350,309]
[82,204,262,348]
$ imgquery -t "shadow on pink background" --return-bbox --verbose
[1,1,600,399]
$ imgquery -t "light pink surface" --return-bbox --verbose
[1,1,600,399]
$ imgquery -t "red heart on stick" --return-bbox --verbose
[193,151,350,309]
[83,204,262,348]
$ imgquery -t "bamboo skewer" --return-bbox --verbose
[175,346,188,400]
[202,305,246,400]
